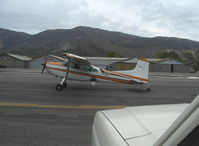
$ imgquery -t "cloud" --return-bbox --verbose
[0,0,199,41]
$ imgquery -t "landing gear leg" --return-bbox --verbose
[62,82,67,88]
[55,78,67,91]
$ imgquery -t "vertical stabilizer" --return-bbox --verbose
[131,58,149,81]
[116,58,149,82]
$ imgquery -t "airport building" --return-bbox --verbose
[107,58,192,73]
[31,56,192,73]
[0,53,32,68]
[149,58,192,73]
[31,56,48,69]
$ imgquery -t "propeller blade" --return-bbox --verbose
[41,55,48,74]
[41,63,46,74]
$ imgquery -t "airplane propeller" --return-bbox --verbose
[41,56,48,74]
[41,63,46,74]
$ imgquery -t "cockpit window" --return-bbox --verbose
[71,63,91,72]
[71,63,80,69]
[79,65,91,71]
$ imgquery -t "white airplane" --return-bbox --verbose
[41,53,150,91]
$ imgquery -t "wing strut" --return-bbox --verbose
[55,58,72,91]
[65,58,71,82]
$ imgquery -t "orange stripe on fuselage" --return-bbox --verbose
[47,62,64,66]
[46,67,132,84]
[47,67,66,72]
[103,70,148,82]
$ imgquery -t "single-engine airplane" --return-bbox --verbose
[41,53,150,91]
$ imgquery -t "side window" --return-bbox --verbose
[71,63,91,72]
[79,65,91,72]
[71,63,80,69]
[177,125,199,146]
[91,68,98,72]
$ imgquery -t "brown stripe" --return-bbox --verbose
[47,67,132,84]
[47,67,66,72]
[47,62,64,66]
[70,71,132,84]
[103,70,148,82]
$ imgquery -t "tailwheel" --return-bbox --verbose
[56,84,63,91]
[146,87,151,91]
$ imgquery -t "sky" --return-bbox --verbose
[0,0,199,41]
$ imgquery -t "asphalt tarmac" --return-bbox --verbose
[0,70,199,146]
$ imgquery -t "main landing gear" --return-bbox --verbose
[144,84,151,91]
[56,82,67,91]
[56,78,67,91]
[56,58,71,91]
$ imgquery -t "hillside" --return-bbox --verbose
[0,28,31,49]
[0,26,199,58]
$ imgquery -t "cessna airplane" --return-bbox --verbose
[41,53,150,91]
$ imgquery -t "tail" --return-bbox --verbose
[116,58,149,82]
[131,58,149,81]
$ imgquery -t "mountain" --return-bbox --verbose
[0,26,199,58]
[0,28,31,49]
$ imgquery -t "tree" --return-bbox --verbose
[107,51,116,57]
[193,51,199,71]
[183,52,195,65]
[157,51,181,61]
[181,51,199,71]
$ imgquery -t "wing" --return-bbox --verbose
[63,53,90,65]
[49,55,66,62]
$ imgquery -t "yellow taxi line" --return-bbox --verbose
[0,102,126,109]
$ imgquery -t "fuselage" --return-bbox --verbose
[46,61,147,84]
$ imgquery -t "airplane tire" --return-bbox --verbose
[62,82,67,88]
[146,87,151,91]
[56,84,63,91]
